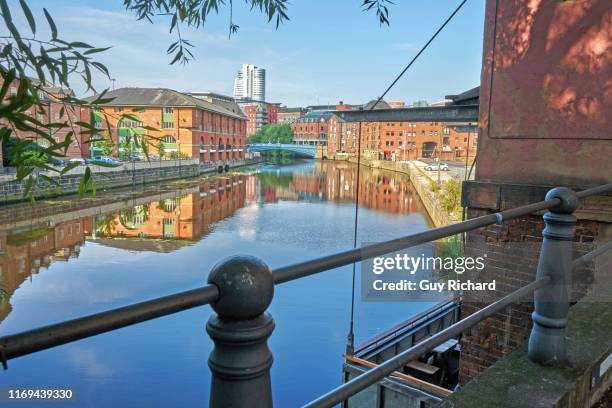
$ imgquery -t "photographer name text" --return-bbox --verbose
[372,279,496,292]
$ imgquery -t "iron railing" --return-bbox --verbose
[0,183,610,407]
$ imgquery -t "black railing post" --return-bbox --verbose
[206,256,275,408]
[528,187,577,364]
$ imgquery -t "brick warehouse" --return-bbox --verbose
[88,88,247,163]
[0,76,92,165]
[291,111,332,145]
[277,107,306,124]
[459,0,612,384]
[324,98,477,161]
[237,100,280,136]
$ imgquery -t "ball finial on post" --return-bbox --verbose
[208,255,274,320]
[545,187,578,214]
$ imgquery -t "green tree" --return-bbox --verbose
[93,138,115,157]
[248,123,293,144]
[2,136,47,167]
[156,141,166,158]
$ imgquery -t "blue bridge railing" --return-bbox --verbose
[248,143,317,158]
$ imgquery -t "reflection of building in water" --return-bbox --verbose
[90,175,247,245]
[249,162,423,216]
[0,176,249,323]
[0,219,87,323]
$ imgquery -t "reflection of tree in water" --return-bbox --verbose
[256,172,293,189]
[95,214,119,237]
[157,198,178,213]
[119,204,150,230]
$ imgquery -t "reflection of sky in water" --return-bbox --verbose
[0,161,435,407]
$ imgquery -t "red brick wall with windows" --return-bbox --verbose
[0,77,92,162]
[291,119,329,145]
[96,106,246,163]
[325,117,478,161]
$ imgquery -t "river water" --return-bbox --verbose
[0,159,436,407]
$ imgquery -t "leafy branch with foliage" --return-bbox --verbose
[0,0,393,200]
[123,0,392,63]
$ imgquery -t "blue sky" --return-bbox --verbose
[15,1,485,106]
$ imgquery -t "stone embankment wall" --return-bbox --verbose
[325,155,459,227]
[0,158,261,204]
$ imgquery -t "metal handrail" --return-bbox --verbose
[0,188,559,361]
[0,285,219,361]
[304,277,551,408]
[0,184,609,361]
[0,182,610,405]
[572,240,612,270]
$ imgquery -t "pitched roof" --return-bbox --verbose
[85,87,246,119]
[280,107,305,113]
[296,111,333,122]
[91,238,193,253]
[363,99,392,110]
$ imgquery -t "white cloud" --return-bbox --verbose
[393,42,420,52]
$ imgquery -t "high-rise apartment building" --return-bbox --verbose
[233,64,265,101]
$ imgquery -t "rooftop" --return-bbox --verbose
[445,86,480,105]
[295,111,333,122]
[85,87,246,120]
[363,99,392,110]
[280,107,306,113]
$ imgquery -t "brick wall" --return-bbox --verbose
[459,182,611,383]
[325,116,478,161]
[95,106,246,162]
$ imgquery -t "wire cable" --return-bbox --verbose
[345,0,470,355]
[368,0,469,111]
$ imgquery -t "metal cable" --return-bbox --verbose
[368,0,469,111]
[345,0,470,357]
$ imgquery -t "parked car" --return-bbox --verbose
[424,163,449,171]
[91,156,121,165]
[68,157,86,166]
[49,158,66,166]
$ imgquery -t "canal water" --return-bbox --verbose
[0,160,436,407]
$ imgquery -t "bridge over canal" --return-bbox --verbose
[247,143,317,158]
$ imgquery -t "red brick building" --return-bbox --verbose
[238,100,281,136]
[89,88,247,162]
[278,107,306,124]
[324,100,478,161]
[0,77,92,165]
[291,112,332,145]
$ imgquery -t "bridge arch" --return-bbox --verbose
[247,143,317,158]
